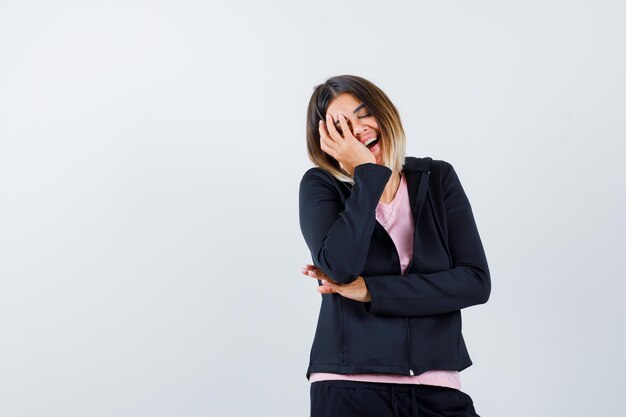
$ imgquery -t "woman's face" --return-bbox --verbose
[325,93,382,165]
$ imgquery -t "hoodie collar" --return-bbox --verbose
[402,156,432,173]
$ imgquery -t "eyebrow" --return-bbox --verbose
[333,103,367,126]
[352,103,366,113]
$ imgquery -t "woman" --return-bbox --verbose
[298,75,491,417]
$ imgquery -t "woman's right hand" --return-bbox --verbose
[319,112,375,176]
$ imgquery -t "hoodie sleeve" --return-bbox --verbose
[362,161,491,316]
[299,163,392,285]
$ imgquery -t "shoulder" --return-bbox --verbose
[300,166,334,185]
[299,167,340,197]
[404,155,454,175]
[431,159,459,188]
[405,157,459,196]
[434,158,454,176]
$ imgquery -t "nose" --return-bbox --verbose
[350,117,368,135]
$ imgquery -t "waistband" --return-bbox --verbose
[310,379,459,394]
[312,379,462,417]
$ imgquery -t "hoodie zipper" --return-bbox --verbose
[405,258,415,376]
[405,318,414,375]
[375,219,415,377]
[404,169,431,376]
[338,166,429,376]
[384,222,415,376]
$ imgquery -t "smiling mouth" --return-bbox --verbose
[365,138,380,149]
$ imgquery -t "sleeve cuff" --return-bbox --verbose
[353,163,393,179]
[362,276,383,314]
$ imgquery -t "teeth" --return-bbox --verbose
[364,137,378,146]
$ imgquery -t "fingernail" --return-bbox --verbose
[326,113,331,119]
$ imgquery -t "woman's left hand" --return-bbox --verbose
[300,264,372,303]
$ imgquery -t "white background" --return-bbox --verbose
[1,1,624,416]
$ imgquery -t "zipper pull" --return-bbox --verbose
[409,369,414,376]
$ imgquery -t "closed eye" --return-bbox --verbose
[335,113,372,129]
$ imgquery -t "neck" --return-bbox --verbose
[380,171,402,204]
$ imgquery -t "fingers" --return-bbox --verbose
[300,264,319,277]
[299,265,339,294]
[337,113,355,140]
[300,265,360,298]
[302,263,322,273]
[301,267,326,280]
[320,279,336,288]
[318,119,338,158]
[324,113,345,143]
[300,265,340,284]
[317,284,336,294]
[302,263,319,271]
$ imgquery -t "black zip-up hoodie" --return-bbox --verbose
[298,156,491,381]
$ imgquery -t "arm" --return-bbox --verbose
[299,163,392,284]
[363,161,491,316]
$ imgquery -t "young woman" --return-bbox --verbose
[298,75,491,417]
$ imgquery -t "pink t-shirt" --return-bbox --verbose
[310,172,461,390]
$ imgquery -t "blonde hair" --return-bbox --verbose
[305,75,406,184]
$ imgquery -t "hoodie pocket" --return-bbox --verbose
[341,298,407,367]
[427,192,453,268]
[338,295,345,365]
